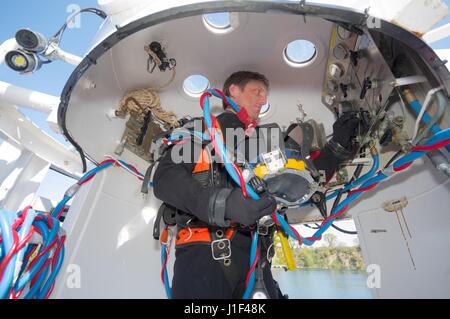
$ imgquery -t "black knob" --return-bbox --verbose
[350,50,359,67]
[360,77,372,100]
[380,128,393,146]
[149,41,162,53]
[340,83,349,98]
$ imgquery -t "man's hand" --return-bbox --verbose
[332,112,360,149]
[313,112,361,180]
[225,188,277,226]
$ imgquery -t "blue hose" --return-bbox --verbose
[310,128,450,241]
[37,243,65,299]
[300,152,376,208]
[202,91,449,298]
[51,195,71,218]
[24,258,51,299]
[15,218,58,291]
[1,158,148,299]
[274,213,314,246]
[209,89,240,113]
[408,99,450,153]
[0,209,64,299]
[14,209,38,282]
[0,211,15,299]
[394,128,450,168]
[14,220,49,292]
[201,91,267,299]
[161,245,172,299]
[202,93,260,200]
[16,245,34,280]
[117,160,144,178]
[79,161,114,183]
[54,160,131,219]
[243,232,259,299]
[280,128,450,249]
[325,154,380,202]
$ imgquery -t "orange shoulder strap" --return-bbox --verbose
[192,148,211,173]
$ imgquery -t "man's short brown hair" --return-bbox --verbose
[222,71,269,109]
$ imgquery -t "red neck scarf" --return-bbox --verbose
[226,107,257,134]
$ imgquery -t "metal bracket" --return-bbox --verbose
[211,238,231,261]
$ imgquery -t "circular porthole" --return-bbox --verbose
[203,12,238,34]
[203,12,231,29]
[183,74,210,97]
[259,102,271,117]
[283,39,317,67]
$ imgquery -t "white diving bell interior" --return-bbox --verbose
[46,1,450,298]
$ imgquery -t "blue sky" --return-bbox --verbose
[1,0,450,244]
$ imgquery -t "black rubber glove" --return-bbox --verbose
[225,188,277,227]
[332,112,360,149]
[314,112,360,181]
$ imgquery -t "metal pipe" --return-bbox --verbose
[46,42,82,66]
[413,91,446,144]
[402,88,450,152]
[427,149,450,178]
[423,22,450,45]
[0,81,59,113]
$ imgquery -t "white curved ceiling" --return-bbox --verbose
[66,11,336,165]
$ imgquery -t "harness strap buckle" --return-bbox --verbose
[257,224,269,236]
[211,238,231,261]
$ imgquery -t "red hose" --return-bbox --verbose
[0,231,19,279]
[348,182,379,196]
[321,204,349,227]
[394,162,413,172]
[288,224,303,246]
[412,139,450,152]
[245,248,260,287]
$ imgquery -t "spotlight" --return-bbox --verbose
[15,29,48,53]
[5,49,41,73]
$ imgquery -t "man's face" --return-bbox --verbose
[229,80,268,121]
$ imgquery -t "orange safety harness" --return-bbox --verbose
[176,227,235,246]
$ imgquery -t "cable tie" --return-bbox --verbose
[381,166,396,177]
[64,183,80,197]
